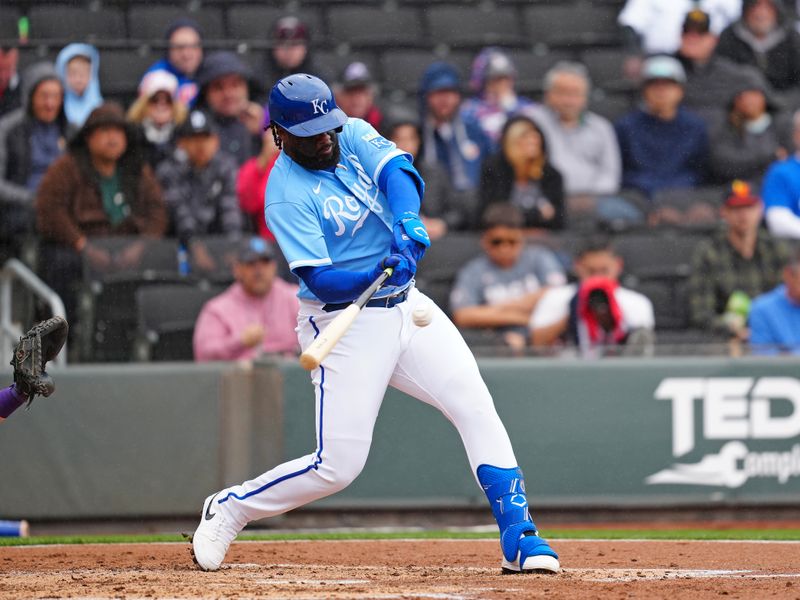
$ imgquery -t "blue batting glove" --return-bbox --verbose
[392,212,430,266]
[371,254,414,287]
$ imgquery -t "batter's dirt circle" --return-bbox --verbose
[2,539,799,599]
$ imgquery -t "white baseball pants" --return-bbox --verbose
[216,287,518,527]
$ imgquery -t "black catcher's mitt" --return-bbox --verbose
[11,316,68,401]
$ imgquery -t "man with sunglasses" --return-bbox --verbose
[190,73,560,576]
[451,203,566,351]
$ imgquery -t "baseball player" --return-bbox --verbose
[1,317,68,422]
[191,74,559,574]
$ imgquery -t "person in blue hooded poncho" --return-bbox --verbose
[55,43,103,128]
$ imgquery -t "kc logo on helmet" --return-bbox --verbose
[311,98,329,115]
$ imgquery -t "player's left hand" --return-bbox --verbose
[392,212,430,267]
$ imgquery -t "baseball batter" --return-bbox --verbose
[191,74,559,574]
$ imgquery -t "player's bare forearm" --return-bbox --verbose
[530,316,569,347]
[453,305,532,329]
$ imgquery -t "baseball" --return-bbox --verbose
[412,301,434,327]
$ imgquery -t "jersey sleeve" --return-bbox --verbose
[265,201,332,271]
[761,163,795,211]
[341,118,410,184]
[449,261,484,311]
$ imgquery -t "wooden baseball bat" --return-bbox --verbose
[299,268,393,371]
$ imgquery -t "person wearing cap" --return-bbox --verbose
[0,62,72,260]
[761,108,800,240]
[236,104,279,242]
[0,43,22,118]
[127,69,188,170]
[717,0,800,96]
[156,108,242,251]
[676,7,775,128]
[193,236,299,361]
[748,245,800,355]
[614,55,710,199]
[35,102,168,322]
[461,47,536,147]
[528,61,622,200]
[618,0,741,55]
[195,50,263,166]
[709,70,791,184]
[55,43,103,128]
[265,16,322,84]
[144,17,204,106]
[688,180,788,340]
[333,61,383,131]
[419,61,492,203]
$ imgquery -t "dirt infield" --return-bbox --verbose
[2,539,799,599]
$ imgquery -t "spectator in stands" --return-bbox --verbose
[127,69,188,170]
[383,107,461,238]
[619,0,741,55]
[0,62,71,258]
[333,61,382,131]
[688,180,788,340]
[716,0,800,98]
[709,72,791,185]
[156,109,242,247]
[615,55,709,199]
[479,114,565,231]
[419,61,492,203]
[461,47,536,147]
[144,18,204,107]
[55,43,103,128]
[237,105,279,242]
[193,236,299,361]
[529,62,620,199]
[0,43,21,118]
[265,16,322,86]
[761,109,800,239]
[196,51,263,166]
[529,235,655,357]
[676,8,774,128]
[749,246,800,354]
[450,203,566,351]
[35,102,168,321]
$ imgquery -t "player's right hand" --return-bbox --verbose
[373,254,414,287]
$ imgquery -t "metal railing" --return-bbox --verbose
[0,258,67,367]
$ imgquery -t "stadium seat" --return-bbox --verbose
[506,49,574,96]
[588,90,634,122]
[425,6,526,49]
[523,5,622,49]
[327,7,425,48]
[379,49,470,96]
[0,7,20,40]
[614,230,706,330]
[226,7,324,44]
[27,5,126,42]
[580,47,635,92]
[133,283,222,362]
[127,6,225,41]
[414,232,482,315]
[98,47,155,99]
[76,237,182,362]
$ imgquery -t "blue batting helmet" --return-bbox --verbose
[269,73,348,137]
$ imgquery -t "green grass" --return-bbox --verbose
[1,528,800,546]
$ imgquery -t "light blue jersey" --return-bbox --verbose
[266,118,412,301]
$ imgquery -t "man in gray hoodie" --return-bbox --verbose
[0,62,71,259]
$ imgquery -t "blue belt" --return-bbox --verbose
[322,289,409,313]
